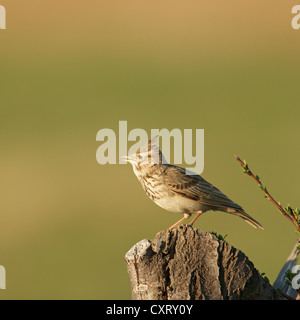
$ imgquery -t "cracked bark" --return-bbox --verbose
[124,225,284,300]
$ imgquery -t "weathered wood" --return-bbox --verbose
[125,225,284,300]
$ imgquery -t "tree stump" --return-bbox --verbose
[125,225,284,300]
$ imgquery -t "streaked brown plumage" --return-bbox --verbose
[123,137,263,231]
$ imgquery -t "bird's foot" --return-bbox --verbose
[155,230,163,239]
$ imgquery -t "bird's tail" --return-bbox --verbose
[227,208,264,229]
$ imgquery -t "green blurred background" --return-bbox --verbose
[0,1,299,299]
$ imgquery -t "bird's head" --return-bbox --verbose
[122,136,165,173]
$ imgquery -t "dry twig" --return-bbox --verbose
[235,156,300,232]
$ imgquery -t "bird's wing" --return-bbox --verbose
[163,165,242,210]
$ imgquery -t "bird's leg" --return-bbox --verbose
[168,213,191,230]
[155,214,191,238]
[188,211,203,227]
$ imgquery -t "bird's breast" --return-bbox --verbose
[139,175,167,202]
[137,173,203,214]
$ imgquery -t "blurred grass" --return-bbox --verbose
[0,0,300,299]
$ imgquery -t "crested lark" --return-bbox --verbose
[123,137,263,231]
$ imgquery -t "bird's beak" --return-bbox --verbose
[120,155,135,164]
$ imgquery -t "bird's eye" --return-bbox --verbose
[138,154,143,159]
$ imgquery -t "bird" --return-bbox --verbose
[123,136,263,232]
